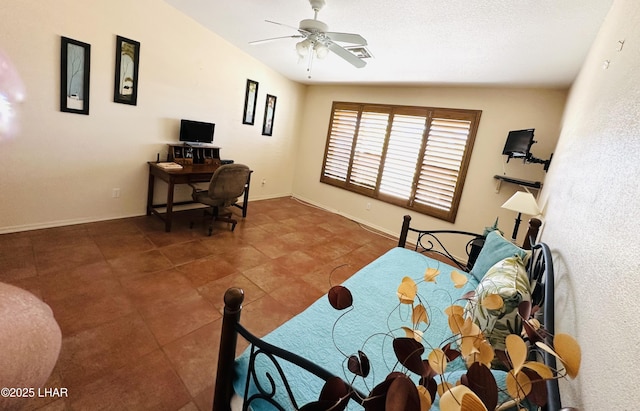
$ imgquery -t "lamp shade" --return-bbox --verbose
[501,191,540,216]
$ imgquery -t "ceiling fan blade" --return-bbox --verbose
[325,32,367,46]
[249,35,304,45]
[265,19,302,32]
[327,42,366,68]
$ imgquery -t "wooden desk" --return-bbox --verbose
[146,162,251,232]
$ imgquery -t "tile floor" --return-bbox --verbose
[0,197,397,410]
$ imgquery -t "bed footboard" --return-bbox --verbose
[213,288,244,411]
[213,288,365,411]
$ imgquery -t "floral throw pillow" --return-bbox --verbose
[465,256,532,353]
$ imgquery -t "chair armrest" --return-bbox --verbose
[188,183,206,192]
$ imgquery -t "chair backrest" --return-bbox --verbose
[207,164,251,205]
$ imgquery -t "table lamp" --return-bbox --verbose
[501,191,540,242]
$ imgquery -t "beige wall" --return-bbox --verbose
[0,0,305,232]
[294,85,566,246]
[0,0,568,243]
[539,1,639,408]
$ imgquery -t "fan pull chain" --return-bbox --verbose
[306,49,315,79]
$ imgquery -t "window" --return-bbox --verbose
[320,102,482,222]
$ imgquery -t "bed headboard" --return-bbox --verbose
[398,215,542,271]
[398,215,486,272]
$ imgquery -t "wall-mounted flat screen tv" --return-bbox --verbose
[502,128,534,158]
[179,119,215,144]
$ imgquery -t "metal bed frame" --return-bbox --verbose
[213,215,562,411]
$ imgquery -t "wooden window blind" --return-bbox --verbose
[320,102,482,222]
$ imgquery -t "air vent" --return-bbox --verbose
[345,46,373,59]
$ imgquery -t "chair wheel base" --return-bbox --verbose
[191,207,239,236]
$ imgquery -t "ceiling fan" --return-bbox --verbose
[250,0,368,70]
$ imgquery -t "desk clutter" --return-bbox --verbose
[155,162,183,170]
[168,143,221,166]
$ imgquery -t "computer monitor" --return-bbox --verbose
[502,128,534,159]
[179,119,215,144]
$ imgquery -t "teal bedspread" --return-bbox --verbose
[233,247,517,410]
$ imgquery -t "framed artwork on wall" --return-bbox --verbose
[242,79,259,125]
[113,35,140,105]
[262,94,277,136]
[60,36,91,115]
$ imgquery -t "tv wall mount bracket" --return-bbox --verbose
[505,139,553,172]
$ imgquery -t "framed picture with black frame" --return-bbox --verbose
[242,79,259,125]
[60,36,91,115]
[262,94,277,136]
[113,35,140,105]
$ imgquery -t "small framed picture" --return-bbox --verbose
[242,79,259,125]
[113,35,140,105]
[60,36,91,115]
[262,94,277,136]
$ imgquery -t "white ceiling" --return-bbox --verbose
[163,0,613,87]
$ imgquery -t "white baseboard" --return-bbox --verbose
[0,213,143,235]
[0,193,293,235]
[291,194,399,240]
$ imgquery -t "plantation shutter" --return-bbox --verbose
[322,105,359,182]
[348,109,389,191]
[414,115,473,216]
[321,102,481,222]
[379,112,426,201]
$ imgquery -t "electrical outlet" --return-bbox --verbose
[366,202,371,210]
[261,179,266,186]
[112,188,121,198]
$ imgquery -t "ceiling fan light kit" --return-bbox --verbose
[295,39,311,57]
[315,43,329,59]
[251,0,369,74]
[296,39,328,58]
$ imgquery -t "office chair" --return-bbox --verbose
[189,164,251,236]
